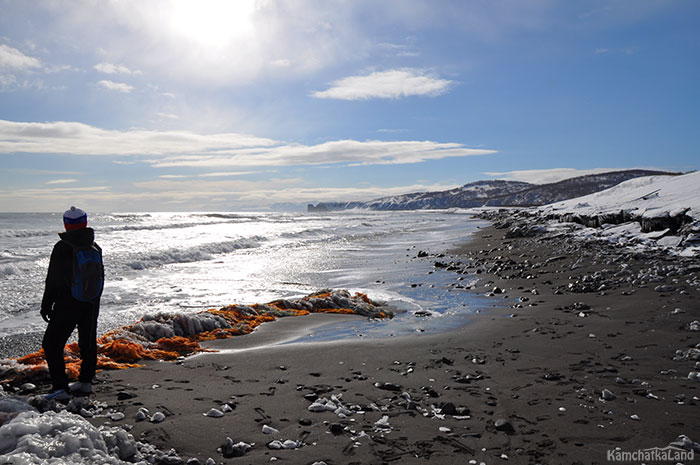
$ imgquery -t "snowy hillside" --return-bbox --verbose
[538,171,700,255]
[307,170,673,212]
[541,171,700,220]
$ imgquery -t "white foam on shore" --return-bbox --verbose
[0,410,146,464]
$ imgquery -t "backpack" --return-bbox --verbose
[64,241,104,303]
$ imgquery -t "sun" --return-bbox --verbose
[169,0,256,48]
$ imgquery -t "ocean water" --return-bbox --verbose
[0,210,488,357]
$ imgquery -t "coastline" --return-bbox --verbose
[76,220,700,464]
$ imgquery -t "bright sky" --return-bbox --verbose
[0,0,698,212]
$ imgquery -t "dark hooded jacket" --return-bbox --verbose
[41,227,102,314]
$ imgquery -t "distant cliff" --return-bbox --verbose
[308,170,679,212]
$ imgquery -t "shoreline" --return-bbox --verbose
[5,217,700,463]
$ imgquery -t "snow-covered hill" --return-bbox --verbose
[538,171,700,255]
[541,171,700,221]
[307,170,675,211]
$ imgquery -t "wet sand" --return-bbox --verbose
[87,223,700,464]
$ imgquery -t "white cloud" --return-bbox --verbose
[128,177,462,206]
[198,171,267,177]
[0,120,276,155]
[270,59,292,67]
[155,112,180,120]
[97,80,134,93]
[0,44,41,70]
[0,120,495,167]
[94,62,142,75]
[483,168,626,184]
[312,69,453,100]
[150,140,494,168]
[46,178,78,184]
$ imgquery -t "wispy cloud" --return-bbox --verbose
[0,44,41,70]
[198,171,268,177]
[0,120,495,167]
[483,168,626,184]
[97,80,134,93]
[312,69,454,100]
[128,177,462,205]
[0,120,277,155]
[150,140,494,168]
[0,44,43,91]
[594,47,635,55]
[94,62,142,75]
[46,178,77,184]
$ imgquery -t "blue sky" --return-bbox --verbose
[0,0,698,212]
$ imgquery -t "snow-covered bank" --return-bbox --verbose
[0,390,184,465]
[535,171,700,256]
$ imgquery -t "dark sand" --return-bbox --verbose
[86,223,700,464]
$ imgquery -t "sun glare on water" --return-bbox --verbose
[169,0,256,48]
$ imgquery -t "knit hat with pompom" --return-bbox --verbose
[63,206,87,231]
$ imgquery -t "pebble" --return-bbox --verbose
[374,382,402,391]
[654,285,676,292]
[439,426,452,433]
[116,391,137,401]
[630,414,641,421]
[374,415,391,429]
[151,412,165,423]
[205,408,224,418]
[20,383,36,392]
[267,439,300,450]
[110,412,126,421]
[221,403,234,413]
[494,419,515,433]
[329,423,344,435]
[135,409,148,421]
[601,389,616,401]
[221,438,252,458]
[262,425,279,434]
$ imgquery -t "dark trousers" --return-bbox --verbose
[42,303,99,391]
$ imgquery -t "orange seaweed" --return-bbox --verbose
[155,336,202,355]
[314,308,356,315]
[17,349,46,365]
[6,290,387,386]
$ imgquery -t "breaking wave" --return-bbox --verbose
[125,237,266,270]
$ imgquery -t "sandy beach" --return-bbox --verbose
[67,218,700,465]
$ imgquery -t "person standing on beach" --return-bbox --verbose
[40,206,104,400]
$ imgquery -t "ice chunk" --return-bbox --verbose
[0,410,142,464]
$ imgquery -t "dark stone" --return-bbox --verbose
[299,418,312,426]
[375,382,402,392]
[494,419,515,434]
[329,423,344,435]
[117,391,137,401]
[440,402,457,415]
